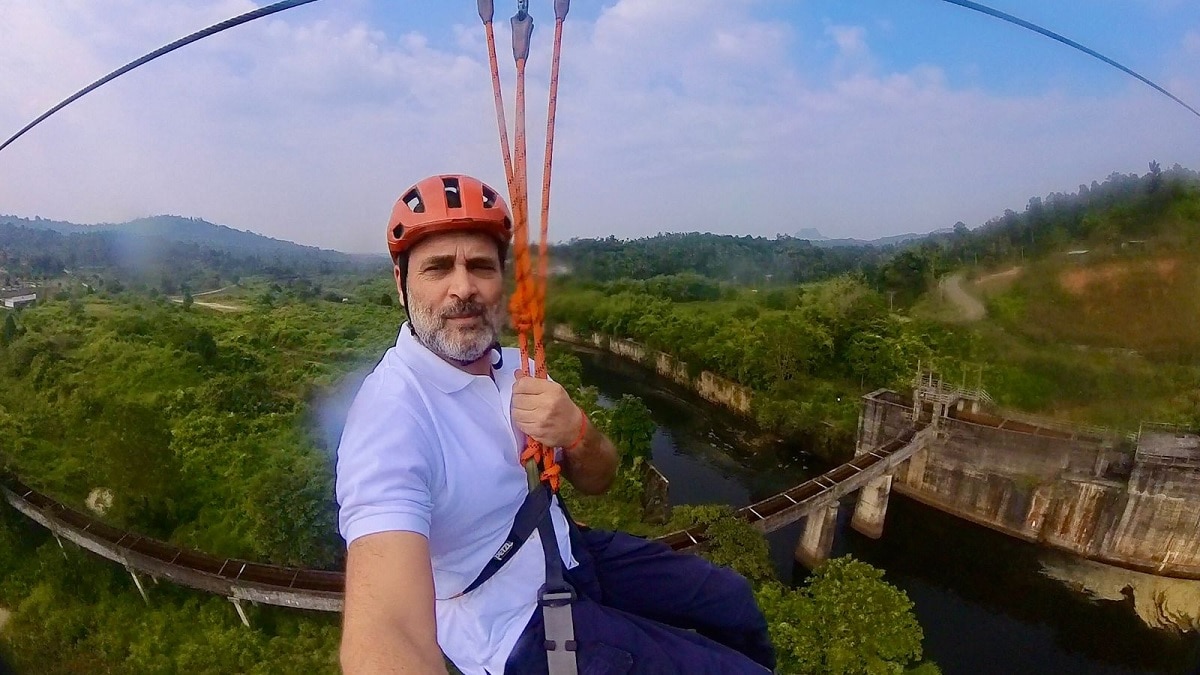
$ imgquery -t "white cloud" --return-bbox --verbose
[826,24,867,57]
[0,0,1197,254]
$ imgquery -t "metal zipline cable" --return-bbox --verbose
[0,0,322,155]
[940,0,1200,120]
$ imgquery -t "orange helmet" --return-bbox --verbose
[386,174,512,263]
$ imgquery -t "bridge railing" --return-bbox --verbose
[656,424,929,546]
[2,475,347,601]
[3,422,936,615]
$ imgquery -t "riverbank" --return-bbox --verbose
[575,347,1200,674]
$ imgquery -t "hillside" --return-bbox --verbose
[978,251,1200,358]
[1,214,345,259]
[0,216,387,292]
[873,163,1200,309]
[550,232,891,284]
[913,231,1200,428]
[917,163,1200,360]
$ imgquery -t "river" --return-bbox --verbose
[574,347,1200,675]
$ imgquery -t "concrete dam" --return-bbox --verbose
[866,381,1200,579]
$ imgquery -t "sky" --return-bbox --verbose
[0,0,1197,253]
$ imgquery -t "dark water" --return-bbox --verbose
[575,347,1200,675]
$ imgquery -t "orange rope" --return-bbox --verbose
[485,6,568,491]
[483,21,516,195]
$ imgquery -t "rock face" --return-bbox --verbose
[0,606,10,633]
[552,325,753,415]
[858,391,1200,580]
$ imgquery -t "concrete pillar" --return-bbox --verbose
[901,447,929,487]
[229,598,251,628]
[127,567,149,604]
[851,474,893,539]
[795,503,839,569]
[854,398,885,457]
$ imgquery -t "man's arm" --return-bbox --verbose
[341,531,447,675]
[560,411,619,495]
[511,369,618,495]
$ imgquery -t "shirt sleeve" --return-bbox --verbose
[335,375,438,548]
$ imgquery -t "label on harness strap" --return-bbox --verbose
[457,484,553,597]
[494,541,514,561]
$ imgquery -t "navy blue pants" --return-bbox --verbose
[503,528,776,674]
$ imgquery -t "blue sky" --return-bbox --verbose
[0,1,1197,253]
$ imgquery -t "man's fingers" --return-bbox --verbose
[510,392,543,411]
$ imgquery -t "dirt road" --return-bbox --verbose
[169,286,244,312]
[940,273,986,321]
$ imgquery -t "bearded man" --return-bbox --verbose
[335,174,775,674]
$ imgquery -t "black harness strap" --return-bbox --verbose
[456,480,580,674]
[457,482,552,597]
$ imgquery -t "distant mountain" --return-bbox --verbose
[0,214,344,260]
[0,213,389,292]
[794,226,951,248]
[815,229,954,248]
[551,231,891,284]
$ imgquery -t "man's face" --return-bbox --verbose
[397,231,505,364]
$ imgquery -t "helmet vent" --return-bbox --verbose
[482,185,498,208]
[442,176,463,208]
[403,189,424,214]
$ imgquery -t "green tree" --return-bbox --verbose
[245,453,339,568]
[81,399,181,536]
[669,505,776,585]
[2,313,16,345]
[759,557,926,674]
[599,395,655,468]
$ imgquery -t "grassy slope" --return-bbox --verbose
[916,246,1200,429]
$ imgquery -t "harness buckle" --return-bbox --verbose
[537,582,576,608]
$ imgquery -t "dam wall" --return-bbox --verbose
[552,325,753,415]
[856,393,1200,579]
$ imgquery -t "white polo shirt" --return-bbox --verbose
[336,323,577,675]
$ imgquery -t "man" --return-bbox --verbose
[336,174,775,674]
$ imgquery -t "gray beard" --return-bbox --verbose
[407,297,503,364]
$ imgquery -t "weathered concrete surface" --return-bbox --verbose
[851,474,892,539]
[859,391,1200,580]
[795,503,839,568]
[552,325,753,415]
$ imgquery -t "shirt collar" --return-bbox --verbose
[395,322,483,394]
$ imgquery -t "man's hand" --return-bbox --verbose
[511,369,584,448]
[511,369,618,495]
